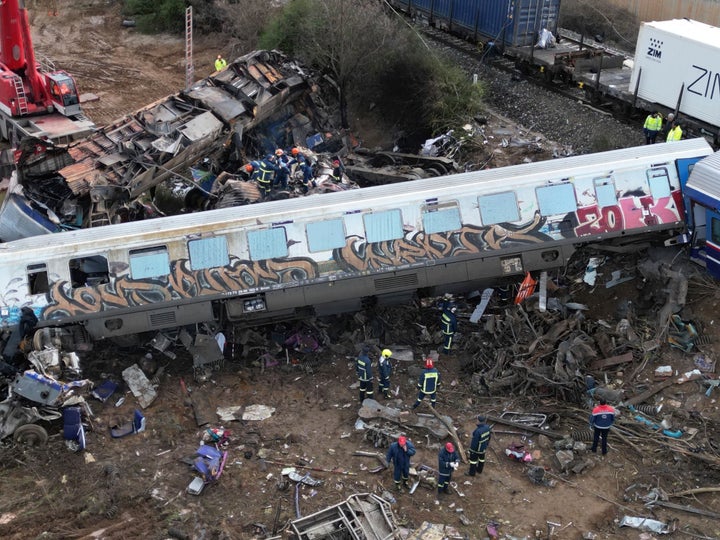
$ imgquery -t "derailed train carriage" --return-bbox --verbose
[0,139,716,350]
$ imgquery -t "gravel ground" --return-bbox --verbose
[439,45,646,155]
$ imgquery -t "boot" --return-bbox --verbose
[395,482,403,493]
[359,391,365,403]
[465,465,476,477]
[476,463,485,475]
[384,391,392,399]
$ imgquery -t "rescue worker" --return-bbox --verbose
[386,435,416,492]
[356,344,374,403]
[242,161,259,181]
[667,121,683,142]
[642,112,662,144]
[440,303,458,355]
[437,442,459,495]
[252,156,277,197]
[590,397,617,455]
[467,415,491,476]
[412,358,439,409]
[297,155,316,193]
[214,54,227,72]
[378,348,393,399]
[273,149,291,190]
[331,158,345,182]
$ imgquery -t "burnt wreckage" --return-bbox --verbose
[0,50,357,242]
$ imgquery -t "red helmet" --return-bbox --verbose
[291,147,300,155]
[425,358,434,368]
[398,436,407,446]
[333,159,340,166]
[244,163,254,172]
[445,442,455,452]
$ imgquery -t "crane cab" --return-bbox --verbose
[46,72,81,116]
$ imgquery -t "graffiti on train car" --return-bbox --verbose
[573,192,682,237]
[41,257,321,320]
[333,217,553,273]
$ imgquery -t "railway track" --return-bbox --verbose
[419,24,638,126]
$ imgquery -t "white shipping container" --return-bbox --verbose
[630,19,720,128]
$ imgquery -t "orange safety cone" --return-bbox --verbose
[514,272,537,305]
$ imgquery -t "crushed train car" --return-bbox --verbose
[0,50,350,242]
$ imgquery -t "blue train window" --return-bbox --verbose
[594,177,617,208]
[423,207,461,233]
[188,237,228,270]
[712,218,720,245]
[364,210,403,243]
[248,228,288,260]
[647,167,671,199]
[130,246,170,279]
[536,183,577,215]
[307,219,346,252]
[479,192,520,225]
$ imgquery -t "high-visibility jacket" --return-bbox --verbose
[644,115,661,131]
[253,159,276,189]
[667,125,682,142]
[417,368,439,394]
[441,310,457,335]
[215,58,227,71]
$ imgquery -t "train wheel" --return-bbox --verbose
[13,424,49,447]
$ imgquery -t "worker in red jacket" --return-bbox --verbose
[589,398,617,455]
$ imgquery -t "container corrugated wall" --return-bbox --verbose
[393,0,561,47]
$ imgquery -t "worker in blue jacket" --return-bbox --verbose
[437,442,459,494]
[273,149,291,190]
[589,398,617,455]
[356,345,373,403]
[377,348,393,399]
[252,156,276,197]
[467,415,491,476]
[386,435,416,492]
[440,303,458,355]
[412,358,439,409]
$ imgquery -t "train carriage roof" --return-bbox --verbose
[685,150,720,209]
[0,139,713,256]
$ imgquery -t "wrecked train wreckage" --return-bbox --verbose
[0,49,358,242]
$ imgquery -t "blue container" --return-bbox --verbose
[393,0,560,48]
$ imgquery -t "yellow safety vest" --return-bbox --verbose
[667,126,682,142]
[215,58,227,71]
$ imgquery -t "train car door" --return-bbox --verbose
[703,209,720,279]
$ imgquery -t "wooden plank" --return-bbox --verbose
[624,378,674,406]
[589,351,634,370]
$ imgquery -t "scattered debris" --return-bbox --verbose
[121,364,157,409]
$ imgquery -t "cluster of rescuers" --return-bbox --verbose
[240,147,345,198]
[357,298,618,495]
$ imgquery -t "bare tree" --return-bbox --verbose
[292,0,401,128]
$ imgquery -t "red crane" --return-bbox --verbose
[0,0,87,143]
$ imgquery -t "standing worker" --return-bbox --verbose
[437,442,459,495]
[252,156,277,198]
[214,54,228,72]
[589,397,617,455]
[356,345,374,403]
[378,349,393,399]
[440,303,458,355]
[412,358,440,409]
[667,121,683,142]
[466,415,491,476]
[642,112,662,144]
[386,435,416,492]
[273,149,291,190]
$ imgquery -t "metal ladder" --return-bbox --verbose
[12,75,28,115]
[184,6,194,90]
